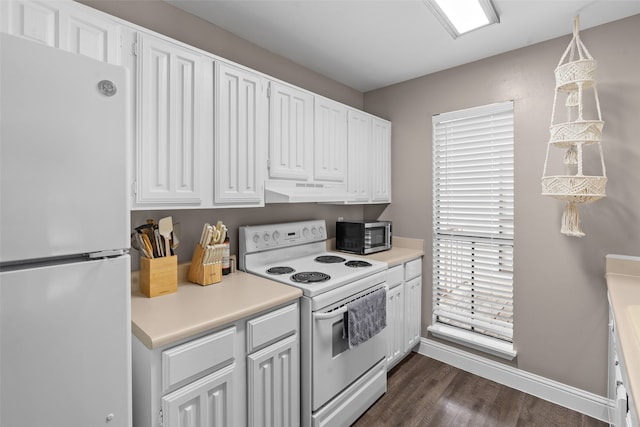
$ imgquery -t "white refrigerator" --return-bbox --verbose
[0,34,131,427]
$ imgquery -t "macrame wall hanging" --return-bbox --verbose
[542,16,607,237]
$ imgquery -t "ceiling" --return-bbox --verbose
[165,0,640,92]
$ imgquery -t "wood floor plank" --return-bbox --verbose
[352,352,607,427]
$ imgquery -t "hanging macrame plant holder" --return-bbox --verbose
[542,16,607,237]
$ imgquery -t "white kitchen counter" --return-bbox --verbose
[606,255,640,426]
[327,236,425,266]
[131,264,302,349]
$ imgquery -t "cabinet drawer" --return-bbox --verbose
[162,326,235,393]
[387,265,404,288]
[247,303,298,353]
[405,258,422,280]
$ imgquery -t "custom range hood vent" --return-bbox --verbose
[264,180,355,203]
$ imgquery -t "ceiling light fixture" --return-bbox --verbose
[424,0,499,39]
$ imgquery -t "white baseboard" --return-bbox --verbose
[417,338,614,424]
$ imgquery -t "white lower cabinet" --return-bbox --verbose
[247,334,300,427]
[608,297,637,427]
[386,267,405,367]
[132,302,299,427]
[162,363,235,427]
[386,257,423,369]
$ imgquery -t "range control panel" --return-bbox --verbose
[239,220,327,253]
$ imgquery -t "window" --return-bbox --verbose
[428,101,516,360]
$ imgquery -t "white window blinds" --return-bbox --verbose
[432,101,514,344]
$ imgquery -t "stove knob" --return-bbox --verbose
[311,227,317,236]
[263,232,270,242]
[319,226,325,237]
[302,227,309,238]
[252,233,260,244]
[272,231,280,241]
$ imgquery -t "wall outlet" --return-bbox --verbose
[338,217,343,222]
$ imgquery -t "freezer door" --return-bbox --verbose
[1,256,131,427]
[0,33,129,263]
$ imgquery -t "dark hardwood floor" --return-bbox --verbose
[352,352,607,427]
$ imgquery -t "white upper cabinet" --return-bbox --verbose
[346,109,372,203]
[314,96,347,183]
[136,32,202,205]
[1,0,122,65]
[370,117,392,203]
[214,62,267,206]
[268,81,314,181]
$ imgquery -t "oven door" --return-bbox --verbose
[311,284,387,411]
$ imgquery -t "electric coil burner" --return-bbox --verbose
[345,260,372,268]
[314,255,346,264]
[239,220,389,427]
[291,271,331,283]
[266,266,295,275]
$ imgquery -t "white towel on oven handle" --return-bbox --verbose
[344,286,387,348]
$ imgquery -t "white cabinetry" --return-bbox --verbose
[346,109,371,203]
[314,96,347,183]
[215,62,268,206]
[136,32,203,205]
[132,302,299,427]
[268,82,314,181]
[345,109,392,204]
[162,364,235,427]
[386,265,405,367]
[370,117,392,203]
[246,303,300,427]
[1,0,122,64]
[608,297,638,427]
[404,258,422,350]
[386,257,422,369]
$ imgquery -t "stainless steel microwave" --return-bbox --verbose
[335,220,392,255]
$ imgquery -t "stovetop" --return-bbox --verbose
[239,220,388,297]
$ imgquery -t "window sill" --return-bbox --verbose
[427,324,517,361]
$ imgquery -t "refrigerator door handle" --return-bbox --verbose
[88,249,128,259]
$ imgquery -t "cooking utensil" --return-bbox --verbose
[141,233,154,259]
[171,223,181,254]
[153,228,164,257]
[158,216,173,257]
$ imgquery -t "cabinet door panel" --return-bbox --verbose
[215,63,266,205]
[2,0,59,46]
[405,276,422,350]
[162,363,235,427]
[248,334,300,427]
[386,284,405,367]
[315,97,346,182]
[2,1,121,65]
[137,33,201,204]
[269,82,313,180]
[346,109,371,202]
[63,9,120,64]
[371,118,391,203]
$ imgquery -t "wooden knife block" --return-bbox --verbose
[140,255,177,298]
[188,244,222,286]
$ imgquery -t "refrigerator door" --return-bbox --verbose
[0,33,129,264]
[1,255,131,427]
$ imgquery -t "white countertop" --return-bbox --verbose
[606,254,640,426]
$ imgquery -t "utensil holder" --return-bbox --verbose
[188,244,222,286]
[140,255,178,297]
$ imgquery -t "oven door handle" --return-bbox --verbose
[313,306,348,321]
[313,284,388,321]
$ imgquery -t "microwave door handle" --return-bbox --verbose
[313,306,348,321]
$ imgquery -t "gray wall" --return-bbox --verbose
[364,15,640,396]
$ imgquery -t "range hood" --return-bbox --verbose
[264,180,356,203]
